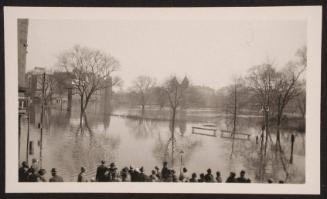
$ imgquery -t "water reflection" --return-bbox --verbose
[21,104,305,182]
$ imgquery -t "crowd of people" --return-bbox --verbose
[19,159,284,183]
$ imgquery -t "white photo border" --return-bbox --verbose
[4,6,322,194]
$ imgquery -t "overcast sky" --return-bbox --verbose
[26,19,306,90]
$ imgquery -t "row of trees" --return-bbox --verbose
[47,45,306,134]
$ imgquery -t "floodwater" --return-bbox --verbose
[19,103,305,183]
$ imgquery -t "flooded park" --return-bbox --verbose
[19,102,305,183]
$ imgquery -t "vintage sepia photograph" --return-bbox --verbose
[4,6,322,194]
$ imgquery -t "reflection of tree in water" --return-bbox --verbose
[224,125,303,183]
[124,118,161,139]
[152,120,201,169]
[55,113,120,179]
[49,109,71,128]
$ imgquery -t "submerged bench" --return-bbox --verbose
[220,130,251,140]
[192,126,217,137]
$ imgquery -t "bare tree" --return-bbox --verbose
[162,76,189,167]
[247,62,277,155]
[296,84,306,120]
[153,86,167,109]
[57,45,120,125]
[37,73,57,106]
[272,62,305,145]
[132,75,156,114]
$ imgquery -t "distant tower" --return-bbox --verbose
[18,19,29,92]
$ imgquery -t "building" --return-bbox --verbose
[18,19,29,113]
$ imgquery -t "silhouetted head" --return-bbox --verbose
[110,162,116,168]
[216,171,221,177]
[32,158,37,163]
[200,173,205,179]
[140,167,144,173]
[21,161,28,167]
[101,160,105,165]
[230,172,236,177]
[278,180,284,184]
[155,166,159,170]
[268,178,274,183]
[163,161,168,167]
[51,168,57,176]
[183,167,187,173]
[152,170,156,175]
[38,169,46,176]
[81,167,86,172]
[240,170,245,177]
[207,168,212,174]
[192,173,197,178]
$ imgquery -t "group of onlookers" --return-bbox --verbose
[18,159,63,182]
[19,159,284,183]
[91,160,252,183]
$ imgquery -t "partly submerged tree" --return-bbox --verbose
[131,75,156,115]
[57,45,120,124]
[162,76,189,166]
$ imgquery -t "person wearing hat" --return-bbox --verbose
[149,170,159,182]
[78,167,88,182]
[19,161,29,182]
[138,167,148,182]
[204,168,214,182]
[96,160,107,182]
[226,172,236,183]
[49,168,64,182]
[106,162,117,182]
[161,161,170,181]
[236,170,251,183]
[37,169,47,182]
[189,173,197,182]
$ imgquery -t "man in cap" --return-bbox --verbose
[49,168,64,182]
[96,160,107,182]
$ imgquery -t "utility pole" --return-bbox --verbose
[26,98,30,163]
[39,72,45,168]
[290,134,295,164]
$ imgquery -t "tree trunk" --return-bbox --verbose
[171,107,176,167]
[80,95,84,129]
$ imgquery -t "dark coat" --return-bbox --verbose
[96,165,107,182]
[49,175,64,182]
[161,167,170,180]
[18,166,29,182]
[236,177,251,183]
[204,174,214,182]
[226,176,236,183]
